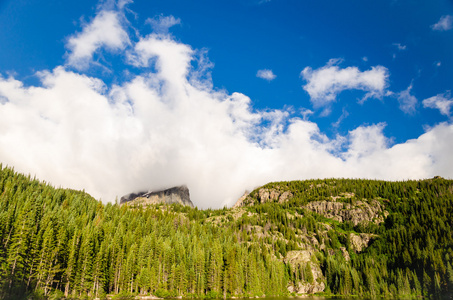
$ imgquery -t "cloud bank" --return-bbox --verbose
[1,6,453,208]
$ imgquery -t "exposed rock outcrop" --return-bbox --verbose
[340,247,350,261]
[285,250,325,294]
[304,199,386,226]
[120,185,194,208]
[349,232,374,252]
[233,191,250,208]
[233,187,294,207]
[257,188,293,203]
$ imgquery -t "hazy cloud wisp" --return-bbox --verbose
[146,15,181,34]
[256,69,276,81]
[431,15,453,31]
[397,84,417,115]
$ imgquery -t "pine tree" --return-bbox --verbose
[207,240,222,294]
[92,242,107,297]
[64,230,80,297]
[6,197,35,291]
[35,222,57,296]
[75,226,96,296]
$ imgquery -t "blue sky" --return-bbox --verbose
[0,0,452,208]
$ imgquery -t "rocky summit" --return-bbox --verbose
[120,185,194,207]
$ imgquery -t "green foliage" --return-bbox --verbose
[1,164,453,298]
[0,165,287,298]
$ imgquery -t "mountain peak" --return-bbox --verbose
[120,185,194,207]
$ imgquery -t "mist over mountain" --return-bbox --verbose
[120,185,193,207]
[0,1,452,209]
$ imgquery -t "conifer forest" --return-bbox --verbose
[0,164,452,299]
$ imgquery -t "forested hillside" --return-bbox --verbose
[1,164,453,299]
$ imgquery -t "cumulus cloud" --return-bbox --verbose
[256,69,276,81]
[301,59,389,108]
[423,92,453,116]
[397,84,417,114]
[343,123,389,160]
[340,123,453,180]
[431,15,453,31]
[66,10,130,69]
[1,7,453,209]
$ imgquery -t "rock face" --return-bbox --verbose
[233,187,294,207]
[233,191,250,208]
[120,185,194,208]
[285,250,325,294]
[304,199,386,226]
[349,233,374,252]
[258,188,293,203]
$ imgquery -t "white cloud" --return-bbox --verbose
[301,59,389,108]
[256,69,276,81]
[66,10,130,69]
[300,108,314,120]
[339,123,453,181]
[393,43,407,51]
[423,92,453,116]
[96,0,132,11]
[131,33,194,84]
[431,15,453,31]
[1,8,453,209]
[332,108,349,128]
[117,0,132,10]
[343,123,389,160]
[397,84,417,114]
[146,15,181,34]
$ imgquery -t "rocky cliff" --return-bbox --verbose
[232,186,293,207]
[304,198,387,226]
[120,185,194,208]
[285,250,325,294]
[235,186,388,226]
